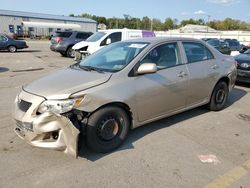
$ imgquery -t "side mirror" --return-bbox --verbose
[106,38,111,45]
[137,63,157,75]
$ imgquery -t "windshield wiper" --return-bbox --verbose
[79,65,105,73]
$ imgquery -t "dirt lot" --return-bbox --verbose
[0,41,250,188]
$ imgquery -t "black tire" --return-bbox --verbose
[86,106,130,153]
[60,52,67,57]
[208,81,228,111]
[8,45,17,53]
[66,46,75,58]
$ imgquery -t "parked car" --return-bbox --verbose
[234,48,250,83]
[0,34,28,52]
[205,38,231,55]
[222,39,241,51]
[239,44,250,53]
[201,38,215,42]
[14,37,236,156]
[72,29,156,61]
[50,31,93,58]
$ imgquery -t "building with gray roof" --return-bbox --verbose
[0,9,97,37]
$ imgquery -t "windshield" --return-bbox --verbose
[79,42,149,72]
[86,32,106,42]
[244,49,250,54]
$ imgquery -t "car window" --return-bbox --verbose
[243,49,250,54]
[58,32,72,38]
[0,35,8,42]
[141,42,182,69]
[100,32,122,46]
[86,32,106,42]
[76,32,91,39]
[207,39,219,46]
[183,42,214,63]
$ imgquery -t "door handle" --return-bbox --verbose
[211,65,219,70]
[177,71,188,77]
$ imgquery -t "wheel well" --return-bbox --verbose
[209,76,230,101]
[94,102,133,128]
[8,45,16,48]
[66,45,74,51]
[217,76,230,87]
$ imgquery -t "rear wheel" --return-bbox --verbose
[8,45,17,53]
[86,106,130,153]
[60,52,67,57]
[66,46,75,58]
[208,81,228,111]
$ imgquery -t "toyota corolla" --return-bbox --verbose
[14,38,237,156]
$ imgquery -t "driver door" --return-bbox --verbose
[134,42,188,122]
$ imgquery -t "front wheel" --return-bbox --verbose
[74,51,82,62]
[8,45,17,53]
[66,46,75,58]
[86,106,130,153]
[208,81,228,111]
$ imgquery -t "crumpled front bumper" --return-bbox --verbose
[14,90,80,157]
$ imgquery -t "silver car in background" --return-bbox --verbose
[14,37,237,156]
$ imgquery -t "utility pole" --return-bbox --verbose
[116,19,118,29]
[206,15,211,33]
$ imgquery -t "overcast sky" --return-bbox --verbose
[1,0,250,22]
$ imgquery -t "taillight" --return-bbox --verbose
[56,37,64,43]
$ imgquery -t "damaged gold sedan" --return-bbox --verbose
[14,38,237,156]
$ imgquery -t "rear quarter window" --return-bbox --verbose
[58,32,72,38]
[183,42,214,63]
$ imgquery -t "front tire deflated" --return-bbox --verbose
[208,81,229,111]
[86,106,130,153]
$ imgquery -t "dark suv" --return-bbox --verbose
[222,39,241,51]
[50,31,93,57]
[204,38,231,55]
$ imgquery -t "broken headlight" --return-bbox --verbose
[38,98,84,114]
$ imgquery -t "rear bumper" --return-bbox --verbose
[13,90,79,157]
[50,44,67,53]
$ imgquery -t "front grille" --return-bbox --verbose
[18,100,32,112]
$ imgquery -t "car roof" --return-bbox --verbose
[98,29,154,33]
[123,37,203,44]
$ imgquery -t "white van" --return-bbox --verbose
[72,29,155,61]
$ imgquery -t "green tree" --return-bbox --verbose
[164,18,174,30]
[141,16,151,30]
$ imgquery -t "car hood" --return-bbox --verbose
[72,41,93,50]
[23,68,112,99]
[235,54,250,62]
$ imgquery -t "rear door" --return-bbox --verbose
[135,42,188,122]
[181,42,220,106]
